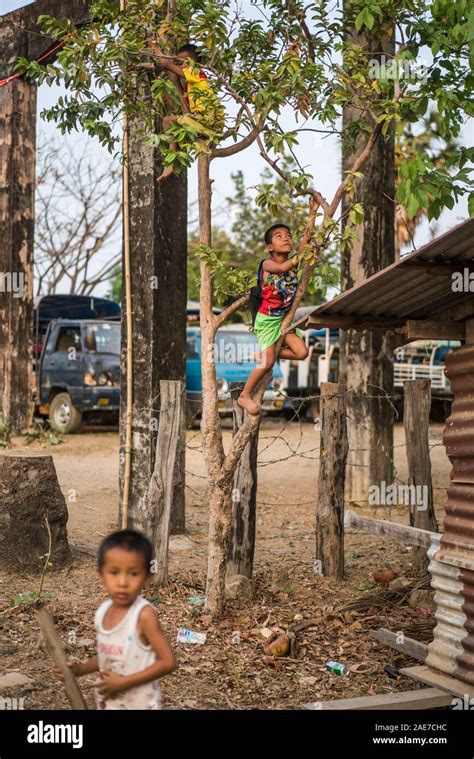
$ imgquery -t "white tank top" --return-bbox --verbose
[94,596,162,710]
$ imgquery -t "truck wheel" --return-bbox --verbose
[49,392,83,434]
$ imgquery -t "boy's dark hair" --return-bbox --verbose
[177,43,201,62]
[264,224,291,246]
[97,529,153,573]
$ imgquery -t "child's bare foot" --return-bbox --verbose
[238,394,260,415]
[157,166,174,182]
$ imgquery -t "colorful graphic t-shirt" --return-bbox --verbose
[258,260,299,317]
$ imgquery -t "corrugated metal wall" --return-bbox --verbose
[426,346,474,685]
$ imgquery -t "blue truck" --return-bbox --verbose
[34,296,285,433]
[186,324,285,422]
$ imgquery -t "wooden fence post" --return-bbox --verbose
[226,382,260,579]
[170,386,186,535]
[148,380,184,584]
[403,379,437,576]
[316,382,348,579]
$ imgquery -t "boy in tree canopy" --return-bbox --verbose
[146,41,225,181]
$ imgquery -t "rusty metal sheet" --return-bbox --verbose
[308,218,474,322]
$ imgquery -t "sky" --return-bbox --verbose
[2,0,473,297]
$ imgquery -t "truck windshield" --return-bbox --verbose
[84,323,120,354]
[215,331,259,363]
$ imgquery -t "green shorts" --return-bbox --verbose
[253,312,303,352]
[177,113,224,140]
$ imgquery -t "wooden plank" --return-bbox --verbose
[405,262,474,276]
[404,380,438,576]
[369,628,428,662]
[148,380,185,584]
[305,314,404,331]
[437,299,474,324]
[344,509,436,548]
[406,320,465,341]
[303,688,452,710]
[316,383,348,578]
[35,606,87,710]
[400,665,474,699]
[226,383,259,579]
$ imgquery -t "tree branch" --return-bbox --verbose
[214,292,250,328]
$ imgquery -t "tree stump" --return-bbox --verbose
[0,454,71,570]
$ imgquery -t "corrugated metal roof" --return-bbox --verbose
[308,218,474,323]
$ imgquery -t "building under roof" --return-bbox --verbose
[304,217,474,343]
[304,217,474,688]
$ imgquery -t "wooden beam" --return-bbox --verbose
[404,319,465,341]
[302,688,452,710]
[404,380,437,576]
[0,0,92,72]
[306,314,405,331]
[401,665,474,700]
[344,509,436,548]
[405,262,474,277]
[437,299,474,324]
[316,382,348,579]
[149,380,185,584]
[369,628,428,662]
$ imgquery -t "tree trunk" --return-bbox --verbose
[226,383,259,579]
[206,482,235,613]
[0,2,96,434]
[316,382,348,578]
[196,152,233,615]
[0,76,35,433]
[403,379,437,575]
[118,108,187,534]
[0,454,71,570]
[340,13,395,503]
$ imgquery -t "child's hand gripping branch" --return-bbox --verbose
[238,224,310,416]
[53,529,176,710]
[145,41,225,181]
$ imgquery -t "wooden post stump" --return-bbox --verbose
[226,383,260,580]
[148,380,185,584]
[316,382,348,579]
[403,379,437,575]
[0,454,71,570]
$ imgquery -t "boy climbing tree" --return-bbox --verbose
[21,0,474,617]
[145,41,225,181]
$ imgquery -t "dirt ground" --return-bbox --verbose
[0,419,450,710]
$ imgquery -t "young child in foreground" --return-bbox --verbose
[146,41,225,181]
[238,224,310,415]
[56,529,176,709]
